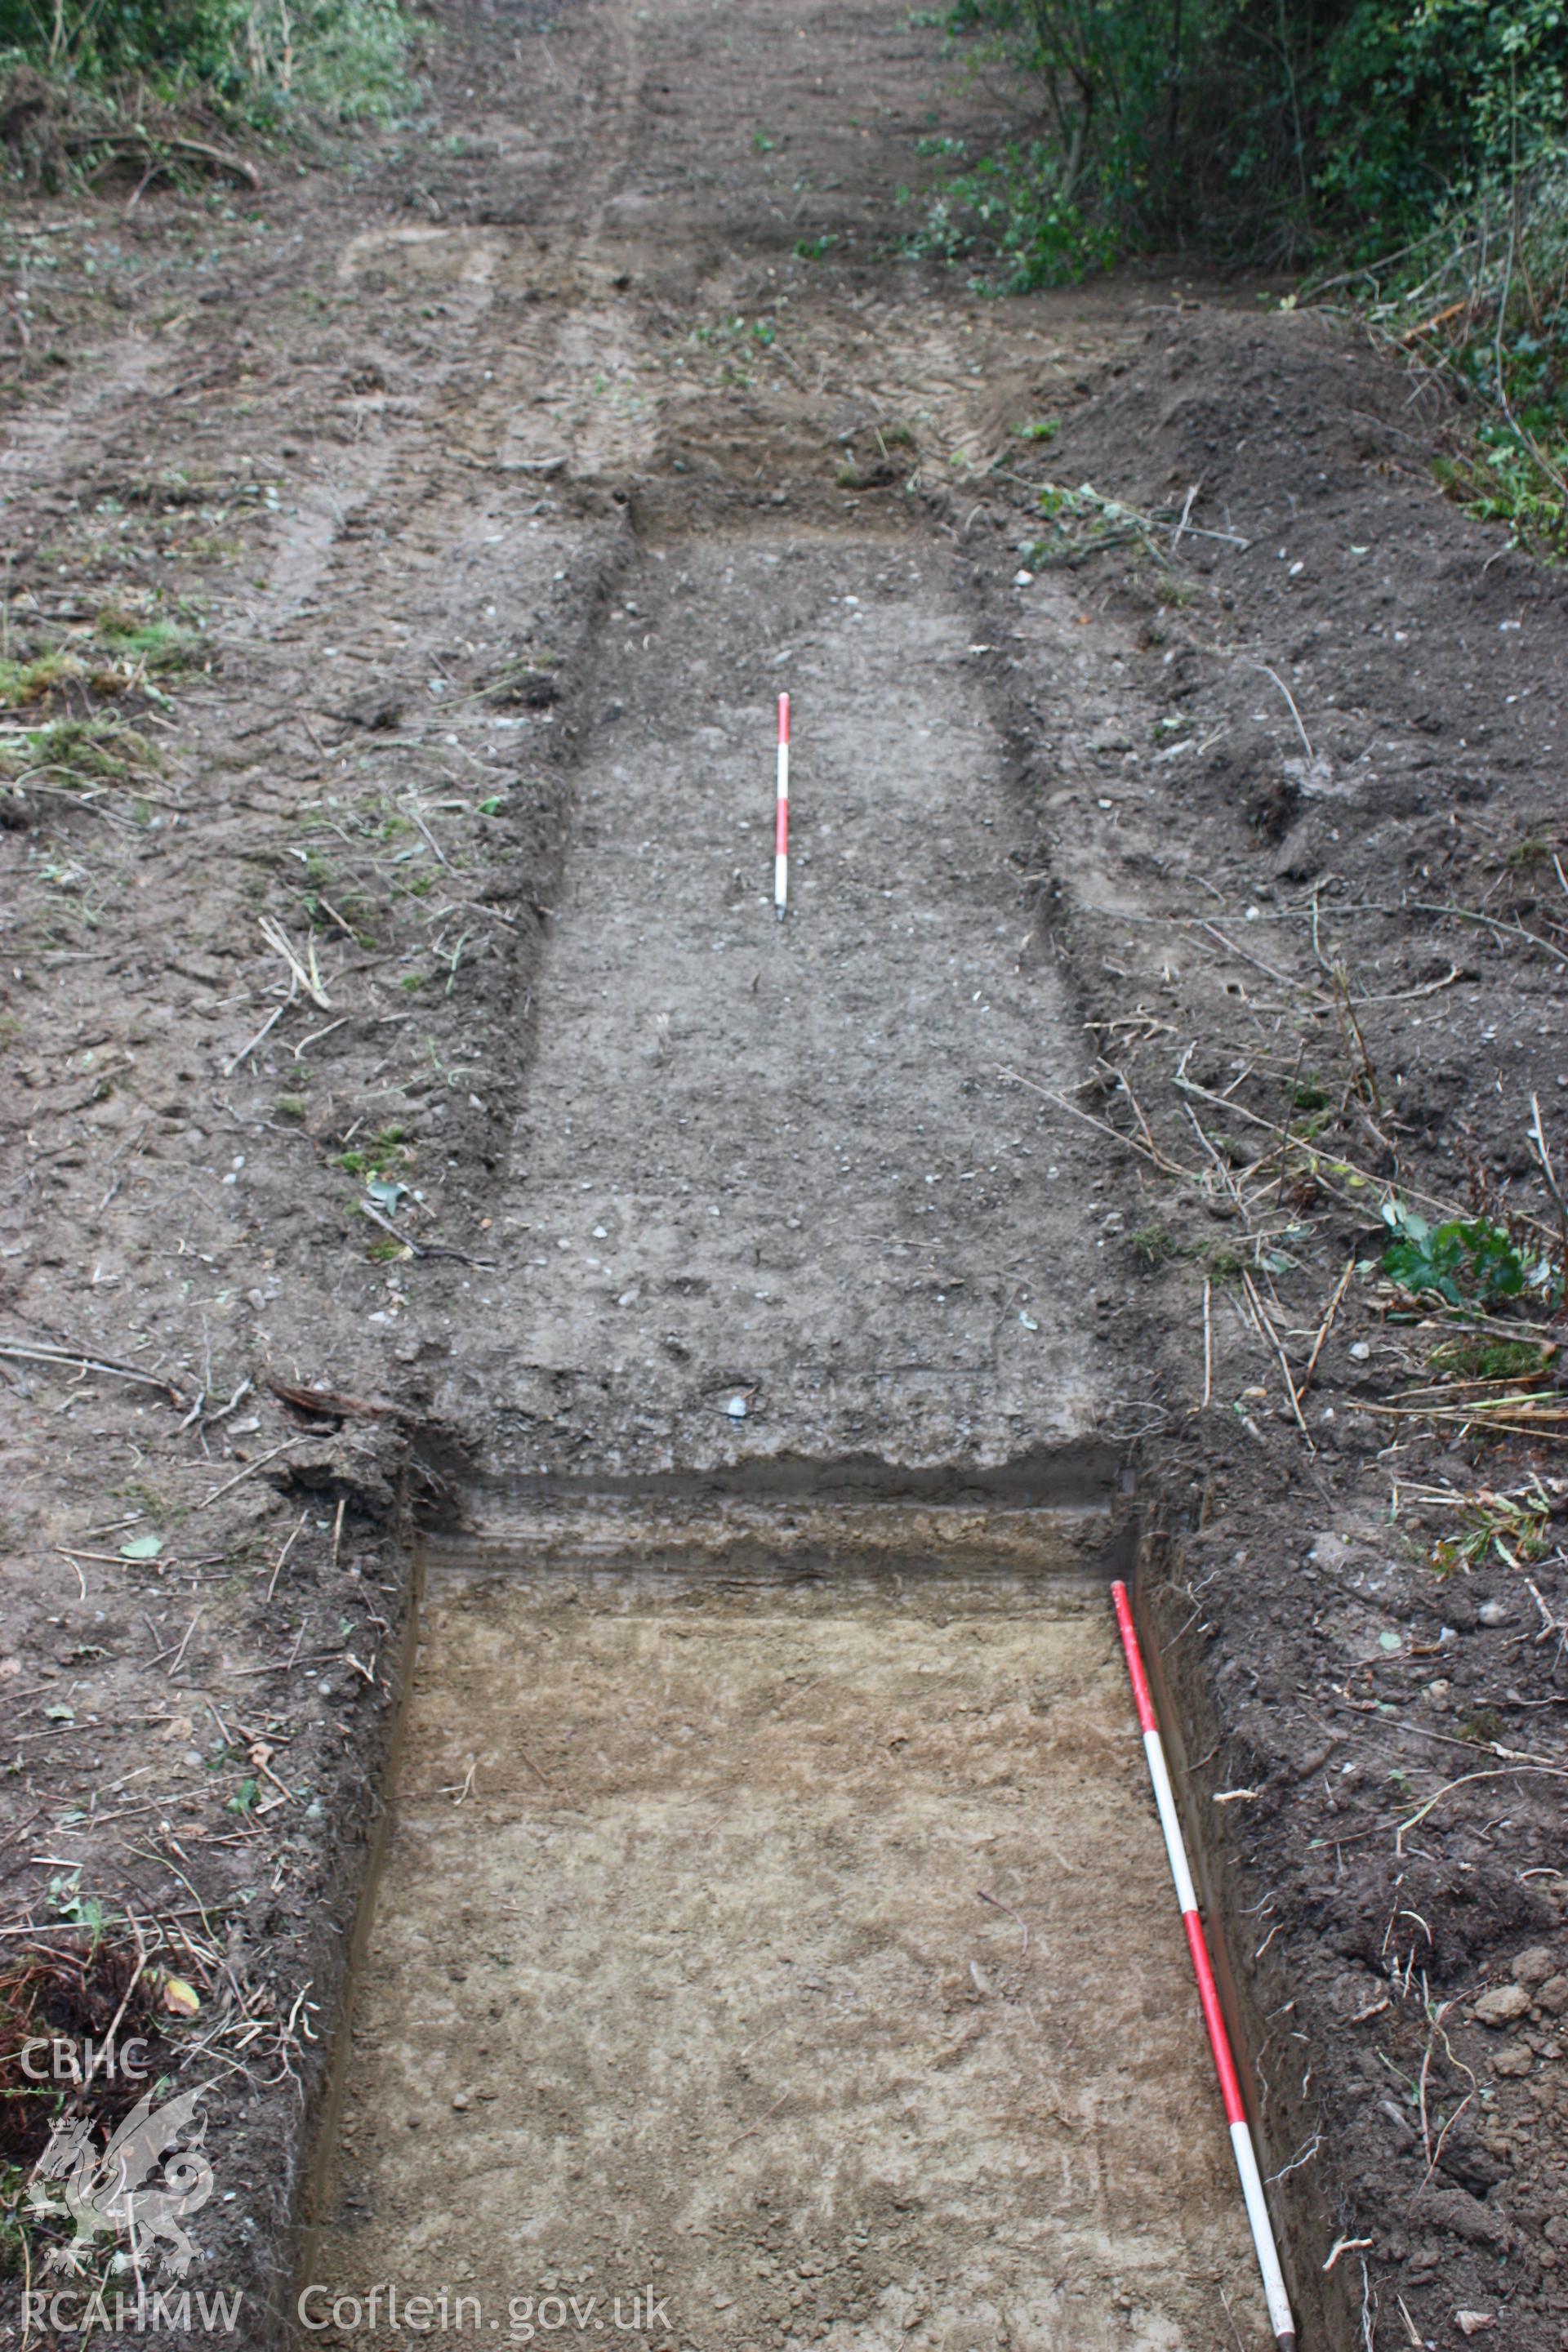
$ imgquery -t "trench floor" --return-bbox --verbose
[310,1561,1264,2350]
[449,523,1107,1489]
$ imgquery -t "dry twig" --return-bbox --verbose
[0,1336,185,1403]
[258,916,331,1010]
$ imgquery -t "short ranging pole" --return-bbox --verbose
[774,692,790,920]
[1111,1580,1297,2350]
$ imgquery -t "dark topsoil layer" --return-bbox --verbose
[2,11,1567,2348]
[1001,308,1568,2350]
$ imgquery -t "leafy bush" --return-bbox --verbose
[1318,0,1568,225]
[252,0,412,122]
[903,136,1115,290]
[913,0,1568,282]
[1379,1200,1561,1310]
[909,1,1568,559]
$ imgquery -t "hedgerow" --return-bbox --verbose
[905,0,1568,550]
[0,0,414,122]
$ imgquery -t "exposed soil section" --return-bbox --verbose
[2,0,1567,2345]
[314,1555,1263,2351]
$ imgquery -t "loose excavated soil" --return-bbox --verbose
[311,1566,1263,2351]
[4,0,1568,2345]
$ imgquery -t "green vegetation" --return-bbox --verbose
[0,609,202,714]
[908,0,1568,278]
[0,712,161,793]
[1029,478,1174,564]
[1379,1200,1562,1312]
[691,315,779,353]
[1361,169,1568,558]
[0,0,415,131]
[906,0,1568,547]
[1428,1333,1559,1382]
[1432,1484,1553,1575]
[335,1124,412,1180]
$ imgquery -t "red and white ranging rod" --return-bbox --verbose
[774,692,790,920]
[1111,1579,1297,2350]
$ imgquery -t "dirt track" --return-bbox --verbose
[4,1,1568,2345]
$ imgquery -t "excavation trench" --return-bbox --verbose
[302,1511,1273,2352]
[299,514,1282,2347]
[430,514,1110,1488]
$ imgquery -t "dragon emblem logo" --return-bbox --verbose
[26,2082,216,2279]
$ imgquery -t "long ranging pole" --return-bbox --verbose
[1111,1580,1297,2350]
[774,693,790,921]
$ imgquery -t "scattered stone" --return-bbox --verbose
[1512,1946,1556,1988]
[1472,1984,1531,2028]
[1455,2316,1495,2338]
[452,2090,470,2110]
[1492,2044,1533,2078]
[1477,1598,1510,1627]
[1535,1975,1568,2017]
